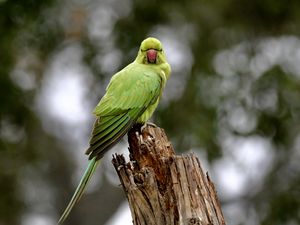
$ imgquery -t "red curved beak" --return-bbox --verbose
[146,49,157,63]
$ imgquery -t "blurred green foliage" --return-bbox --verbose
[1,0,300,224]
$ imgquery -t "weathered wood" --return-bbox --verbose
[112,125,226,225]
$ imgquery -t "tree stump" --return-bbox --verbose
[112,125,226,225]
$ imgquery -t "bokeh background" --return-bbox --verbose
[1,0,300,224]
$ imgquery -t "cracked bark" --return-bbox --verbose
[112,125,226,225]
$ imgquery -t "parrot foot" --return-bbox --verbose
[134,123,156,145]
[140,122,157,133]
[145,122,157,128]
[141,125,156,141]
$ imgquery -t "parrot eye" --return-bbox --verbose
[141,48,162,52]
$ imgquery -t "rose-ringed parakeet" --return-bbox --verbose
[58,37,171,224]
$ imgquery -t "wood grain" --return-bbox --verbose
[112,125,226,225]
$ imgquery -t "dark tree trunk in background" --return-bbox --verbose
[112,125,226,225]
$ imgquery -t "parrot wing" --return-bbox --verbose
[86,64,162,160]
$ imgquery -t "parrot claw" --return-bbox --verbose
[145,122,158,128]
[141,126,155,141]
[140,122,157,133]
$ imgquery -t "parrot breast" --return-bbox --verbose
[137,98,160,123]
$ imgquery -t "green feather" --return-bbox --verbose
[90,114,129,145]
[88,116,130,152]
[58,37,171,224]
[58,158,99,224]
[87,107,145,159]
[91,114,124,135]
[92,119,135,160]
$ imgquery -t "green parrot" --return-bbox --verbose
[58,37,171,224]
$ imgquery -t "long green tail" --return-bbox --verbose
[58,157,99,224]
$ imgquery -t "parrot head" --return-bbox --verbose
[136,37,167,65]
